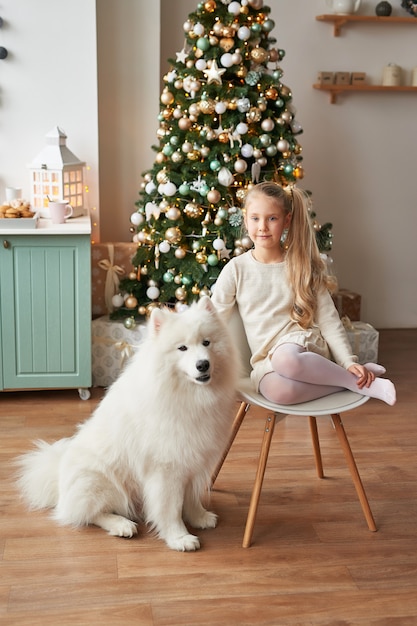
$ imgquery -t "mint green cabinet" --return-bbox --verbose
[0,230,91,393]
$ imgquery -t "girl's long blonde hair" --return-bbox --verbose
[244,182,332,329]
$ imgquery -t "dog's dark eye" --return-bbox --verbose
[178,345,188,351]
[202,340,210,347]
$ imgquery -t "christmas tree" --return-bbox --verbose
[112,0,332,320]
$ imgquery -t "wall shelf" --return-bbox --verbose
[316,14,417,36]
[313,83,417,103]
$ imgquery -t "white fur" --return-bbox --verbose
[16,297,238,551]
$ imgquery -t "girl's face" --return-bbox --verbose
[244,192,292,255]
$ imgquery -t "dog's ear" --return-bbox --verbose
[197,295,216,314]
[149,307,165,336]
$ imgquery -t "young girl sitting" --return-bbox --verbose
[211,181,396,406]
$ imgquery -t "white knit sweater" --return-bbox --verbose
[211,251,358,389]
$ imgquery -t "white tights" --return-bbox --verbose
[259,343,396,406]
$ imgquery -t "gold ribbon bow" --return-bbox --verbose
[97,244,125,313]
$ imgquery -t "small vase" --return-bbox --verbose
[375,1,392,16]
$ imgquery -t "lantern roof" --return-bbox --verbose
[29,126,86,169]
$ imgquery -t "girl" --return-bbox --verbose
[211,181,396,406]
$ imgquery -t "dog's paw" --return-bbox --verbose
[107,517,138,538]
[167,533,201,552]
[191,510,218,530]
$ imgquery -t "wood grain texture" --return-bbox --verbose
[1,329,416,625]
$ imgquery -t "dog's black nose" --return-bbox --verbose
[196,359,210,373]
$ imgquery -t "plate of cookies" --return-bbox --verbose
[0,200,39,229]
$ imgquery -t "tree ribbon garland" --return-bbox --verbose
[97,244,125,313]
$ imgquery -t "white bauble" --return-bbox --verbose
[130,212,144,226]
[112,293,124,308]
[145,181,156,194]
[228,1,242,15]
[241,143,254,158]
[237,26,251,40]
[159,240,171,253]
[146,286,160,300]
[195,59,207,71]
[213,238,226,251]
[220,53,234,68]
[215,101,227,114]
[236,122,248,135]
[163,182,177,197]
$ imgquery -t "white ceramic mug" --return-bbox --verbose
[326,0,361,14]
[49,201,73,224]
[5,187,22,202]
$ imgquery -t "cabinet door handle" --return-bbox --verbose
[3,240,10,249]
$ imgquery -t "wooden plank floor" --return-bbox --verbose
[1,329,416,625]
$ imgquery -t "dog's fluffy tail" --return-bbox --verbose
[15,438,70,510]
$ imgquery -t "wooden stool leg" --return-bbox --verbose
[243,412,277,548]
[309,416,324,479]
[331,414,377,532]
[211,402,249,486]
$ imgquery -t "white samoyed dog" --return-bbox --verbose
[16,296,238,551]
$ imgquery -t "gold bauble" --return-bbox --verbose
[204,0,216,12]
[175,286,187,301]
[236,188,248,203]
[187,150,200,161]
[236,66,247,78]
[192,285,200,295]
[175,247,187,259]
[184,202,203,218]
[125,295,138,309]
[280,85,292,99]
[128,272,137,280]
[222,26,234,38]
[293,144,302,155]
[228,98,238,111]
[213,21,223,36]
[178,117,192,131]
[160,90,174,105]
[165,227,182,244]
[199,99,216,115]
[138,305,147,316]
[250,47,268,64]
[155,152,165,164]
[217,132,230,144]
[246,107,262,123]
[207,189,221,204]
[195,251,208,264]
[269,48,279,62]
[156,169,169,184]
[294,166,305,179]
[219,37,234,52]
[265,87,279,100]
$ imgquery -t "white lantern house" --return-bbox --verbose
[28,126,86,218]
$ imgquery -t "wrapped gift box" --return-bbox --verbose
[91,242,137,317]
[332,288,361,321]
[342,318,379,364]
[92,316,146,387]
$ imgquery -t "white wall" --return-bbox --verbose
[0,0,99,239]
[1,0,416,328]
